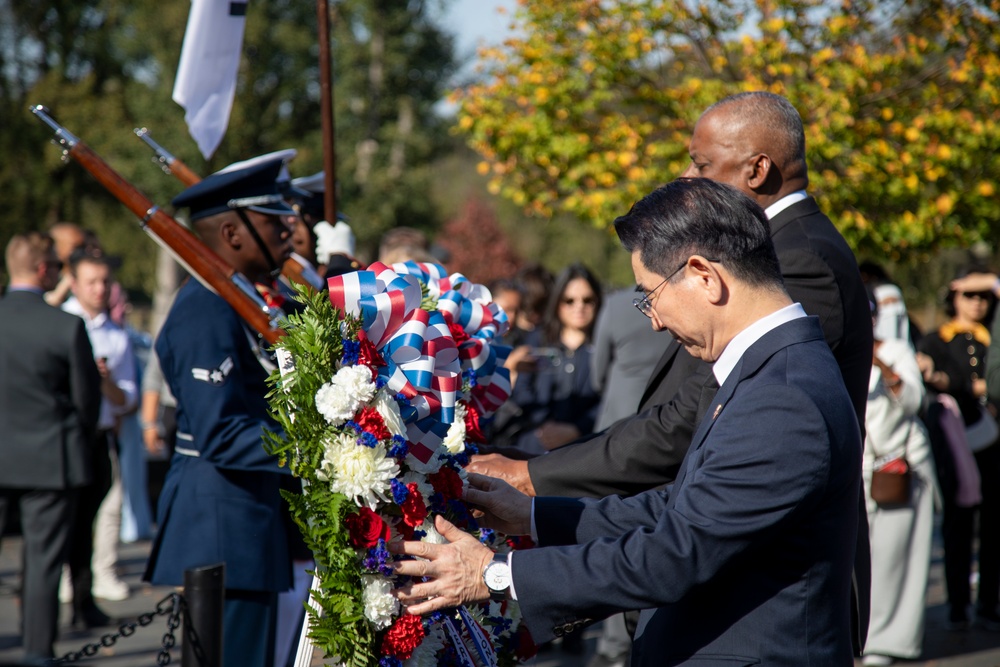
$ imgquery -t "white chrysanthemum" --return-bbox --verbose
[319,435,399,509]
[375,389,406,438]
[442,403,467,455]
[404,623,446,667]
[361,575,398,630]
[418,519,448,545]
[314,365,377,425]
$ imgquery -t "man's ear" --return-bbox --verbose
[746,153,772,190]
[218,216,242,250]
[689,255,726,304]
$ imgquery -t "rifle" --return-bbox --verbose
[31,105,284,345]
[134,127,325,291]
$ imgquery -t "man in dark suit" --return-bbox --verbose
[0,231,102,663]
[469,91,873,652]
[392,178,862,666]
[143,157,296,667]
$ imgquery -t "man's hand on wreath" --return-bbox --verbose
[463,473,532,536]
[390,515,493,614]
[466,453,536,496]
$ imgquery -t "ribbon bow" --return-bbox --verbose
[327,262,512,454]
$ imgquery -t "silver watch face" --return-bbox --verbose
[484,559,511,592]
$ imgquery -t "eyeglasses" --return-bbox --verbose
[561,296,597,307]
[960,290,992,301]
[632,257,719,317]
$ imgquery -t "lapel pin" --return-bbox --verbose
[712,404,722,420]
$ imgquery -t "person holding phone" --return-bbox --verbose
[493,264,604,464]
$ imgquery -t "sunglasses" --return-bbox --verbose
[561,296,596,307]
[960,291,992,300]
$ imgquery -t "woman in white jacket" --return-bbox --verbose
[862,298,940,667]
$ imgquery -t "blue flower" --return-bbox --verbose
[388,436,409,459]
[390,478,409,505]
[341,340,360,365]
[358,431,379,448]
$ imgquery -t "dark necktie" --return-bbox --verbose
[694,374,721,428]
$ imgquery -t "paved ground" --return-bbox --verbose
[0,528,999,666]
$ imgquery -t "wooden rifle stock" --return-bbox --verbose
[134,127,201,186]
[133,127,323,291]
[32,105,284,345]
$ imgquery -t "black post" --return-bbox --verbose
[182,563,225,667]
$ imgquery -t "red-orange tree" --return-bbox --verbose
[453,0,1000,260]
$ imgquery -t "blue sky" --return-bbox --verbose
[438,0,517,68]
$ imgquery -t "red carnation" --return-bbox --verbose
[400,483,427,529]
[514,626,539,661]
[381,614,425,659]
[357,334,386,378]
[506,535,535,550]
[344,507,391,550]
[448,321,470,345]
[428,467,463,503]
[356,406,391,441]
[463,402,486,444]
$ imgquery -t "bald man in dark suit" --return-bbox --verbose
[470,92,873,653]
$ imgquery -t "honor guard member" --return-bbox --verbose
[289,170,363,280]
[144,157,295,667]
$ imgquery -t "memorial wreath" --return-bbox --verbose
[265,261,537,667]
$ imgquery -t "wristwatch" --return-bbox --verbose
[482,553,511,601]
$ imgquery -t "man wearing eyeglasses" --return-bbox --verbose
[469,91,873,655]
[392,178,862,666]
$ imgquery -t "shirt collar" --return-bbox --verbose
[713,303,807,385]
[764,190,808,219]
[6,285,45,295]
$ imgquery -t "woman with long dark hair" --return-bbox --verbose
[492,263,603,458]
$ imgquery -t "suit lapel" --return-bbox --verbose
[640,340,681,406]
[668,318,824,496]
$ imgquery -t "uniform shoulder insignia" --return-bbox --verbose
[191,356,235,386]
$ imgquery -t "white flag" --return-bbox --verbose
[172,0,249,159]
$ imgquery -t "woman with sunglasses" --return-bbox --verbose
[495,264,604,465]
[916,266,1000,632]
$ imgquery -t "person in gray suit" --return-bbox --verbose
[588,289,665,666]
[0,231,102,663]
[392,178,862,666]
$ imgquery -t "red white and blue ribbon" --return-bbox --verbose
[327,262,512,450]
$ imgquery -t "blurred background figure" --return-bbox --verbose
[916,266,1000,631]
[862,291,939,667]
[859,260,920,350]
[489,263,603,461]
[139,349,177,514]
[63,246,138,622]
[0,231,101,664]
[586,287,665,667]
[488,278,522,343]
[44,222,87,307]
[287,170,364,280]
[378,226,435,265]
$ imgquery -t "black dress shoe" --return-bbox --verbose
[71,602,113,630]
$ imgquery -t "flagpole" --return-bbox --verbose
[318,0,337,224]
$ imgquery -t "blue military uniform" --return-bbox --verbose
[144,158,296,667]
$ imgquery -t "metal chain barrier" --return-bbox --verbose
[54,592,184,665]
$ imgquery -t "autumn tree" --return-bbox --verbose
[435,196,521,284]
[454,0,1000,261]
[1,0,458,292]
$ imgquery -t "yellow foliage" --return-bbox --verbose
[936,193,955,215]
